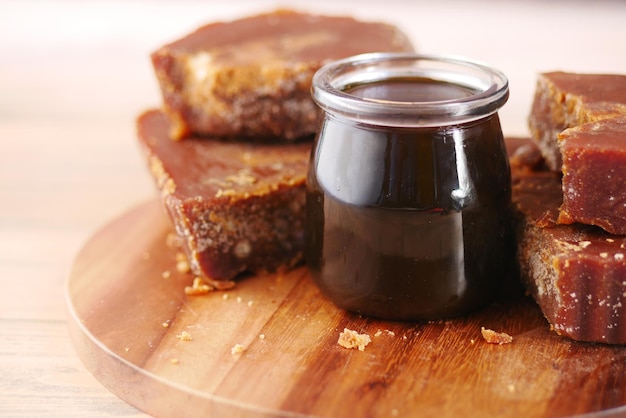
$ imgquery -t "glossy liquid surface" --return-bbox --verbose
[306,78,512,320]
[346,77,476,102]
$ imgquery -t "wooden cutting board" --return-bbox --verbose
[67,200,626,418]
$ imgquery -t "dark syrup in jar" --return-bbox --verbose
[306,77,512,320]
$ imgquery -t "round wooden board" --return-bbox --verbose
[67,200,626,418]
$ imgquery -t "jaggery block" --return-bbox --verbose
[510,138,626,345]
[136,110,311,283]
[528,72,626,171]
[558,118,626,235]
[151,9,414,140]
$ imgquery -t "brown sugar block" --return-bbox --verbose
[151,9,415,140]
[528,72,626,171]
[136,110,311,283]
[510,138,626,345]
[558,118,626,235]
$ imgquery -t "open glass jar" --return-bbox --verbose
[305,53,511,321]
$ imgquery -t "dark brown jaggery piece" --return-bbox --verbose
[558,118,626,235]
[528,72,626,171]
[151,9,414,140]
[510,138,626,345]
[136,110,311,284]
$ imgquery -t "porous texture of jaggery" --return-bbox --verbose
[137,110,311,283]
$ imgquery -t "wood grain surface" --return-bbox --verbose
[67,200,626,418]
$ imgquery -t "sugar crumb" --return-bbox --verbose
[481,327,513,345]
[374,329,396,337]
[222,293,229,300]
[170,358,179,364]
[185,277,214,295]
[162,321,170,328]
[259,334,266,340]
[231,344,245,355]
[176,331,192,341]
[338,328,371,351]
[175,252,191,274]
[161,270,171,279]
[176,259,191,274]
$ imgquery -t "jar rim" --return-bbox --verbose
[311,52,509,127]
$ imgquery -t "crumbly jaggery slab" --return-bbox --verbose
[151,9,414,140]
[528,72,626,171]
[136,110,311,282]
[558,118,626,235]
[510,138,626,345]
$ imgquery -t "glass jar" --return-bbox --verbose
[305,53,511,321]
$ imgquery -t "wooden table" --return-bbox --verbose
[2,1,626,416]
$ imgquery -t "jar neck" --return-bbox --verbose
[312,53,509,128]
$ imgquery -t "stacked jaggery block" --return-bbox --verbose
[529,72,626,234]
[151,9,414,141]
[514,72,626,344]
[137,10,415,285]
[558,117,626,235]
[510,139,626,344]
